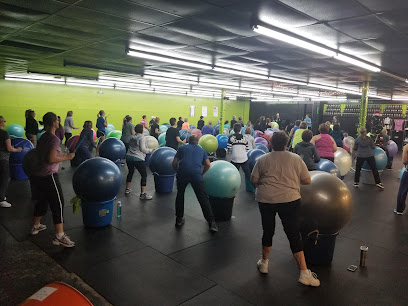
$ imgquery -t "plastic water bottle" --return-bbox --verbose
[117,200,122,218]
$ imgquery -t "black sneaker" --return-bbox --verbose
[209,221,218,232]
[175,217,185,227]
[376,183,384,190]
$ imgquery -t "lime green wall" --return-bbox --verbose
[0,80,249,134]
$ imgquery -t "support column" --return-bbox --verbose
[219,89,226,135]
[358,81,369,133]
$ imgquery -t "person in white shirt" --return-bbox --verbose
[228,123,250,179]
[244,127,255,150]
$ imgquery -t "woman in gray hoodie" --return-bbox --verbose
[293,130,320,170]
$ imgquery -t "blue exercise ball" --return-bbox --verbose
[216,134,228,149]
[203,160,241,198]
[189,125,196,130]
[9,138,34,164]
[362,147,387,171]
[315,159,341,178]
[7,124,24,137]
[99,138,126,162]
[247,149,266,171]
[179,129,192,141]
[72,157,122,202]
[256,143,269,153]
[149,147,177,175]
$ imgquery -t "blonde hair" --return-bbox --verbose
[359,127,367,139]
[245,127,251,134]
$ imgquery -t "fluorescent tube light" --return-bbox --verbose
[66,81,113,89]
[392,97,408,101]
[269,77,307,86]
[253,25,336,57]
[127,50,211,70]
[115,87,153,93]
[199,78,238,87]
[5,76,65,85]
[335,54,381,72]
[213,67,268,80]
[144,74,198,85]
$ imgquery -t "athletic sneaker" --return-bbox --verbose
[353,182,359,188]
[257,259,269,274]
[125,188,132,195]
[376,183,384,190]
[52,234,75,248]
[298,269,320,287]
[394,209,403,215]
[31,224,47,235]
[0,201,11,208]
[140,193,153,200]
[175,217,185,227]
[209,221,218,232]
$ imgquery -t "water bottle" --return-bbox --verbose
[117,200,122,218]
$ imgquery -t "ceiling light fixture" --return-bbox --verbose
[334,54,380,72]
[213,66,269,80]
[5,76,65,85]
[144,74,198,85]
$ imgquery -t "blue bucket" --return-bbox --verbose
[245,176,255,193]
[153,173,175,193]
[145,153,151,167]
[10,163,28,180]
[81,198,114,227]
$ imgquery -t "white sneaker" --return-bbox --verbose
[257,259,269,274]
[31,224,47,235]
[140,193,153,200]
[298,269,320,287]
[0,201,11,208]
[394,209,403,215]
[125,188,132,195]
[52,234,75,248]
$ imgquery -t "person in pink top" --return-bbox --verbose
[140,115,148,129]
[181,118,191,130]
[311,123,337,162]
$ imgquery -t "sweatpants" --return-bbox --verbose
[175,178,215,222]
[231,160,251,179]
[126,159,147,187]
[258,200,303,253]
[30,173,64,224]
[0,159,10,200]
[396,169,408,213]
[64,132,72,145]
[354,156,381,184]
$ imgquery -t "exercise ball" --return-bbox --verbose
[255,137,269,148]
[7,124,24,137]
[80,128,97,141]
[271,122,279,129]
[400,167,406,179]
[203,160,241,198]
[272,128,279,132]
[66,135,79,153]
[334,148,352,177]
[158,133,166,147]
[107,130,122,139]
[37,128,45,141]
[214,124,220,135]
[264,129,274,137]
[179,129,191,141]
[255,130,263,137]
[105,123,115,135]
[387,140,398,157]
[143,128,150,136]
[315,159,341,178]
[9,138,34,164]
[162,123,170,128]
[191,128,202,139]
[343,136,355,152]
[362,146,387,171]
[145,136,159,149]
[199,134,218,153]
[216,134,228,149]
[300,171,353,234]
[72,157,121,202]
[149,147,177,175]
[159,125,168,133]
[99,138,126,162]
[189,125,196,130]
[256,143,269,153]
[247,149,266,171]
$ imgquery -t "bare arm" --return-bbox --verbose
[301,177,311,185]
[402,145,408,165]
[203,159,211,175]
[289,128,294,138]
[172,157,179,171]
[176,136,186,144]
[49,149,74,163]
[251,175,259,185]
[5,139,22,153]
[310,135,317,146]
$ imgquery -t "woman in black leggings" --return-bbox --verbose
[125,124,154,199]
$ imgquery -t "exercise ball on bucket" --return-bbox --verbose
[179,129,191,141]
[199,135,218,153]
[343,136,355,152]
[73,158,122,227]
[246,149,265,192]
[66,135,79,153]
[105,123,115,135]
[98,138,126,168]
[191,128,202,139]
[315,159,341,178]
[9,138,34,180]
[149,147,177,193]
[145,136,159,150]
[158,133,166,147]
[362,146,387,171]
[159,125,168,133]
[6,124,24,137]
[300,171,353,265]
[203,160,241,220]
[334,148,352,177]
[107,130,122,139]
[387,140,398,157]
[255,137,269,148]
[216,134,228,149]
[256,143,269,153]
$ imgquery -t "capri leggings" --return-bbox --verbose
[258,199,303,253]
[126,160,147,187]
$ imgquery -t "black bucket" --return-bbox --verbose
[302,231,338,265]
[208,196,234,221]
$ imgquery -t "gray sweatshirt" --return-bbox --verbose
[293,141,320,170]
[354,136,375,158]
[127,133,152,161]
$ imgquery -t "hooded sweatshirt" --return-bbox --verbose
[293,141,320,170]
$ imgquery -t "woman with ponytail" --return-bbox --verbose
[96,110,108,139]
[121,115,135,152]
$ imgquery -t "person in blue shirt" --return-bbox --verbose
[172,135,218,232]
[201,120,215,135]
[72,121,97,166]
[304,114,312,130]
[96,110,108,139]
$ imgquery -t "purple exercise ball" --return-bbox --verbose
[387,140,398,157]
[255,137,269,147]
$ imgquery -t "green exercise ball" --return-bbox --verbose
[158,133,166,147]
[107,130,122,139]
[198,134,218,153]
[203,160,241,198]
[271,122,279,129]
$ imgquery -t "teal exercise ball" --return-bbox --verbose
[106,123,115,135]
[158,133,166,147]
[362,147,387,171]
[7,124,24,137]
[203,160,241,198]
[159,125,168,133]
